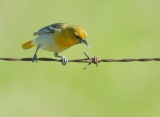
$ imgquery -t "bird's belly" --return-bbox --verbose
[36,34,65,52]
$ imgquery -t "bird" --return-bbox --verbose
[22,23,89,65]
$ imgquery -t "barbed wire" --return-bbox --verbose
[0,52,160,69]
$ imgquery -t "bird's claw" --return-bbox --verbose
[32,54,38,62]
[61,56,68,65]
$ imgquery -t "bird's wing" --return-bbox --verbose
[33,23,66,36]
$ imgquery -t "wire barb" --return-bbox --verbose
[1,53,160,69]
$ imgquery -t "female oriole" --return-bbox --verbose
[22,23,89,65]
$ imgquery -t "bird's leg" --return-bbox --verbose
[32,44,40,62]
[54,52,68,65]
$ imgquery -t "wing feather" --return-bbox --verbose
[34,23,66,36]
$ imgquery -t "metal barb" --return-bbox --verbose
[83,52,99,69]
[83,52,92,61]
[94,57,99,67]
[84,62,91,70]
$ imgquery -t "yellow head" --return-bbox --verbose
[56,25,89,50]
[67,25,89,47]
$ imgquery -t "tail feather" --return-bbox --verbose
[22,40,35,49]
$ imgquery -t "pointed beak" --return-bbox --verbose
[81,38,90,48]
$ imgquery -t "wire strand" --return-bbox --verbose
[1,52,160,69]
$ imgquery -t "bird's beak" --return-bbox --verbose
[81,38,90,48]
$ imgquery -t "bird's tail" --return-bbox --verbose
[22,40,36,49]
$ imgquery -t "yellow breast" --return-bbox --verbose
[55,30,79,50]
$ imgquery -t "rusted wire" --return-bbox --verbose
[0,52,160,69]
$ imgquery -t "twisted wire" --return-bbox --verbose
[1,52,160,69]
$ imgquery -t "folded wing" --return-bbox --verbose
[34,23,66,36]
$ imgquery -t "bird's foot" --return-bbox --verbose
[61,56,68,65]
[32,54,38,62]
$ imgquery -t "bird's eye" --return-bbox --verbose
[75,34,82,43]
[75,34,80,39]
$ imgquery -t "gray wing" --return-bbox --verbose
[34,23,65,36]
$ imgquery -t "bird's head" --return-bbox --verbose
[68,25,89,48]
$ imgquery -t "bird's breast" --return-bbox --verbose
[55,32,79,49]
[36,34,65,52]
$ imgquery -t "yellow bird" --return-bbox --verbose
[22,23,89,65]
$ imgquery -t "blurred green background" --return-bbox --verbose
[0,0,160,117]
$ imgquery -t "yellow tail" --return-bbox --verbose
[22,40,35,49]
